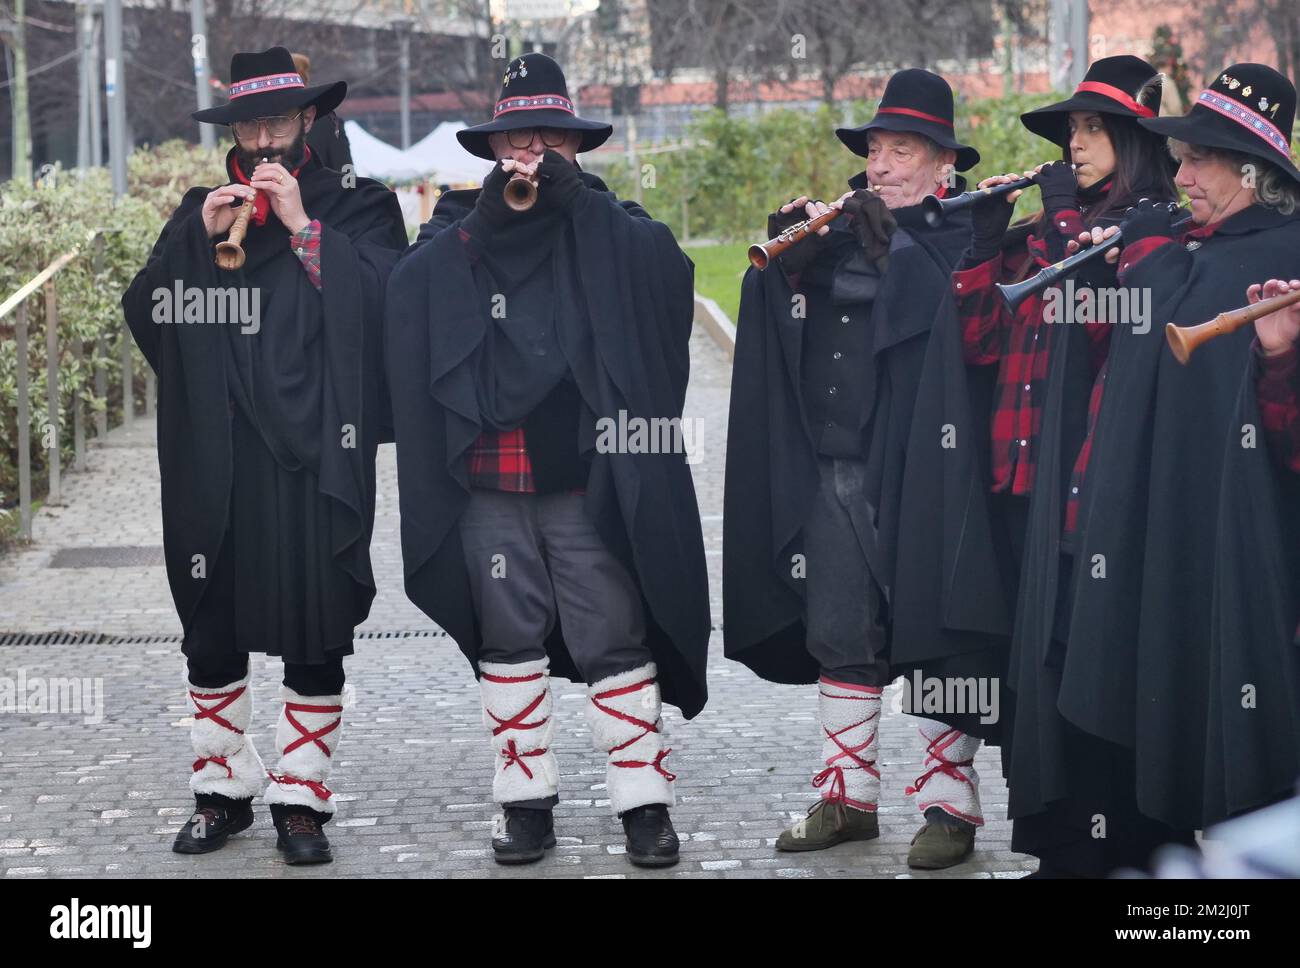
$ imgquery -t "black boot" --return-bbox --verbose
[621,803,680,868]
[492,806,556,865]
[172,794,254,854]
[270,804,333,865]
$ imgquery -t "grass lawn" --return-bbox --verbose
[685,241,749,325]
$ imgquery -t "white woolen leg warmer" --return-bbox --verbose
[905,719,984,826]
[186,669,265,800]
[479,658,559,805]
[814,678,882,812]
[264,687,344,815]
[586,663,675,816]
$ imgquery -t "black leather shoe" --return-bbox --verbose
[172,796,254,854]
[492,807,556,864]
[270,805,333,865]
[621,804,680,868]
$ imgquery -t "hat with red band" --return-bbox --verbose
[457,53,612,161]
[835,68,979,171]
[1020,55,1164,147]
[1139,62,1300,185]
[192,46,346,125]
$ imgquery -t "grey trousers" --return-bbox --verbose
[803,457,891,687]
[459,489,655,810]
[459,488,653,683]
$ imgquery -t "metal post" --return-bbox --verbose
[121,336,134,428]
[73,337,86,472]
[77,4,90,169]
[92,235,108,438]
[104,0,127,197]
[10,0,32,183]
[16,303,32,540]
[44,282,61,506]
[94,334,107,437]
[88,5,102,167]
[191,0,214,149]
[396,19,412,150]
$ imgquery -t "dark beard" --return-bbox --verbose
[235,128,308,175]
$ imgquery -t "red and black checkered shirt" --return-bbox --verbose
[953,208,1111,496]
[1061,219,1223,535]
[290,219,322,290]
[1257,343,1300,475]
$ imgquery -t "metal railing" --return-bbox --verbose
[1,226,151,541]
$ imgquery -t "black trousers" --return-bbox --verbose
[186,651,345,696]
[803,458,890,688]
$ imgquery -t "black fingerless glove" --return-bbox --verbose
[841,189,897,270]
[462,162,517,238]
[1120,197,1178,247]
[1034,159,1080,217]
[969,192,1016,262]
[767,200,828,277]
[537,149,585,212]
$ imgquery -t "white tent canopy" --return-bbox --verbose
[344,120,493,186]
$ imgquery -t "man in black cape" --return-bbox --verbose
[121,46,406,864]
[384,53,709,868]
[1005,64,1300,876]
[724,69,1009,868]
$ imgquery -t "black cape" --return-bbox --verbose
[724,178,1011,721]
[383,171,711,718]
[1012,205,1300,829]
[121,148,407,661]
[1203,357,1300,823]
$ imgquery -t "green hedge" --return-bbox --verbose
[0,141,227,542]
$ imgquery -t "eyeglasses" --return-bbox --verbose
[231,112,302,140]
[506,127,569,150]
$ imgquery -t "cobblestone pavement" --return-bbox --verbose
[0,328,1035,878]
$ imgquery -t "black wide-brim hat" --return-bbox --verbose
[193,46,346,125]
[457,53,612,160]
[1021,55,1164,147]
[1138,62,1300,184]
[835,68,979,171]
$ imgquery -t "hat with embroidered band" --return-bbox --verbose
[192,46,346,125]
[1138,63,1300,184]
[457,53,612,161]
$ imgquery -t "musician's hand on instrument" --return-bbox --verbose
[202,184,255,239]
[971,176,1020,253]
[976,173,1026,204]
[1121,198,1177,250]
[1064,225,1122,263]
[1034,160,1081,216]
[537,149,584,211]
[769,196,832,238]
[842,189,896,267]
[502,157,539,179]
[251,162,310,235]
[1249,278,1300,356]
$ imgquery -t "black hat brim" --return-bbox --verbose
[457,110,613,160]
[192,80,347,125]
[1021,91,1156,147]
[835,113,980,171]
[1139,111,1300,184]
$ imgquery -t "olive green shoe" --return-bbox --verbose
[907,812,976,869]
[776,799,879,852]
